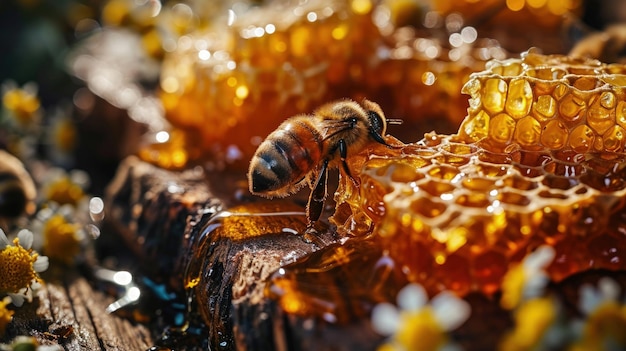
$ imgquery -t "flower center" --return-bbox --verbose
[2,89,40,125]
[44,215,80,264]
[46,178,84,206]
[395,308,446,351]
[0,240,37,293]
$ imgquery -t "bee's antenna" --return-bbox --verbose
[387,118,403,125]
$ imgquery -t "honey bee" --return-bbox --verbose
[248,99,399,227]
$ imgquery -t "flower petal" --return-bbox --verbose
[431,291,471,331]
[17,229,34,250]
[371,302,401,336]
[8,293,25,307]
[397,283,427,312]
[30,280,42,290]
[33,255,49,273]
[522,245,555,273]
[579,283,602,315]
[598,277,620,301]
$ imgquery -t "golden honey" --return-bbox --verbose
[329,53,626,296]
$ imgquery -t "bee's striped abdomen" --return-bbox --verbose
[0,172,27,218]
[249,119,322,195]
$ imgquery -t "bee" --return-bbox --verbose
[248,99,399,227]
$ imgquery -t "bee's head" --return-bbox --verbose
[361,99,401,146]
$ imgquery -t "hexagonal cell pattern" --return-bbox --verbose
[332,53,626,296]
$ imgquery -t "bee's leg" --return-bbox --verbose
[306,159,329,227]
[338,139,358,186]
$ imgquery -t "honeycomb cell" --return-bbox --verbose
[410,197,447,218]
[552,83,569,100]
[496,190,531,206]
[600,74,626,86]
[572,76,600,90]
[602,126,626,152]
[459,109,490,141]
[489,113,516,144]
[474,163,509,177]
[483,78,508,114]
[587,96,615,135]
[514,116,541,147]
[440,142,476,155]
[505,78,533,119]
[461,177,495,192]
[533,95,557,120]
[388,160,427,183]
[420,180,456,198]
[569,124,595,153]
[558,94,585,123]
[540,119,568,149]
[426,164,461,180]
[501,174,538,191]
[455,192,491,208]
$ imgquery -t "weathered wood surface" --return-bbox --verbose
[6,270,153,350]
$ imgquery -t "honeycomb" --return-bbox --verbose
[154,0,506,169]
[331,53,626,296]
[459,52,626,153]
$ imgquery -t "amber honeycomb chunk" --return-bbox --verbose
[331,53,626,296]
[459,52,626,153]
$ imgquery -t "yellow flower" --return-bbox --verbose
[501,264,525,311]
[499,297,558,351]
[576,301,626,349]
[0,297,14,336]
[43,214,81,265]
[571,278,626,351]
[500,245,555,310]
[394,308,447,351]
[0,229,48,307]
[372,283,470,351]
[45,177,85,207]
[2,83,41,128]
